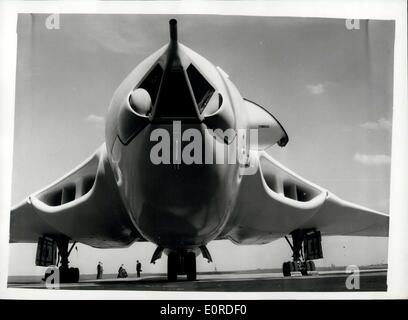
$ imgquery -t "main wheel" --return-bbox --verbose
[308,260,316,271]
[185,252,197,281]
[291,261,299,272]
[167,252,179,281]
[59,267,80,283]
[300,262,308,276]
[282,262,291,277]
[70,267,80,282]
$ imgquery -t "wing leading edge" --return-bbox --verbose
[223,151,389,245]
[10,144,144,248]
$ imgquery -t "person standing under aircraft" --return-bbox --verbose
[136,260,142,278]
[96,261,103,279]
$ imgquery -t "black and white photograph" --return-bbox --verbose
[0,0,407,300]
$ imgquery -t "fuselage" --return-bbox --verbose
[105,35,250,249]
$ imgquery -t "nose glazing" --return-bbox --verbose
[149,19,202,123]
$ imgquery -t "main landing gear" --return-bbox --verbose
[40,236,80,283]
[56,237,80,283]
[282,229,322,277]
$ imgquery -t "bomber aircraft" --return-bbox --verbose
[10,19,389,282]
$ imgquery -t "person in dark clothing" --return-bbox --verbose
[118,264,128,278]
[96,261,103,279]
[136,260,142,278]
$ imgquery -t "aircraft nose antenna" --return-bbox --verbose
[169,19,178,42]
[149,19,202,122]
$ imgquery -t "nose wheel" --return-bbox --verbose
[167,251,197,281]
[185,252,197,281]
[167,252,179,281]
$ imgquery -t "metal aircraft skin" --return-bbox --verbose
[10,20,389,280]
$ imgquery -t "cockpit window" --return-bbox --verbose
[138,64,163,106]
[154,66,199,118]
[187,64,215,114]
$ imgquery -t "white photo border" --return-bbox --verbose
[0,0,406,300]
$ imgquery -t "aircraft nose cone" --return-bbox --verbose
[149,20,202,123]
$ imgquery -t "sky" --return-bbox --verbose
[8,14,394,276]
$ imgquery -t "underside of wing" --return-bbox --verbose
[10,144,144,248]
[222,151,389,244]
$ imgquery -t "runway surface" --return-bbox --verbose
[8,269,387,292]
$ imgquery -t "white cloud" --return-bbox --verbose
[306,83,326,95]
[84,114,105,125]
[354,153,391,166]
[360,118,392,132]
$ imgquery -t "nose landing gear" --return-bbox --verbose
[167,251,197,281]
[159,245,212,281]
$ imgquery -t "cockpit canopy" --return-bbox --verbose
[108,19,235,148]
[129,49,222,120]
